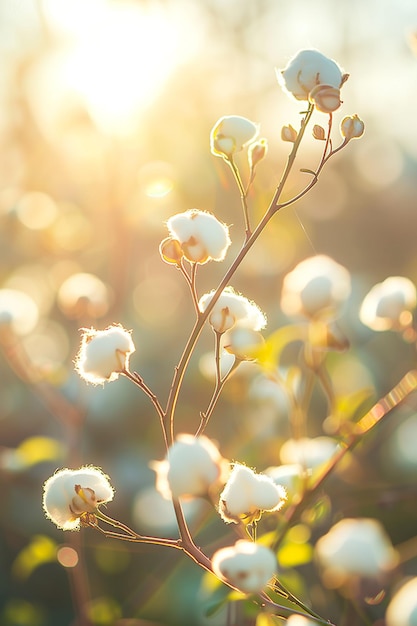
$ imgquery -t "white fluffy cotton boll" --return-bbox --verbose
[286,616,317,626]
[223,326,264,360]
[315,518,398,589]
[219,463,287,524]
[199,287,267,334]
[166,210,231,264]
[281,255,351,320]
[75,324,135,384]
[210,115,259,159]
[212,540,277,594]
[280,437,338,471]
[386,577,417,626]
[43,466,114,530]
[278,49,346,101]
[153,434,227,500]
[359,276,416,332]
[265,464,304,501]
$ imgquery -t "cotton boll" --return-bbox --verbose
[281,255,351,320]
[278,49,345,101]
[153,434,228,500]
[359,276,416,332]
[223,327,264,360]
[43,466,114,530]
[212,540,277,593]
[386,577,417,626]
[219,463,286,524]
[265,464,304,502]
[199,287,267,334]
[210,116,259,159]
[286,616,317,626]
[315,518,398,589]
[166,210,231,264]
[75,324,135,384]
[280,437,338,470]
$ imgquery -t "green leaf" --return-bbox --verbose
[278,541,313,568]
[256,612,281,626]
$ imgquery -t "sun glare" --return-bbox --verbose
[41,0,186,134]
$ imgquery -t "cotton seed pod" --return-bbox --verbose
[278,49,345,101]
[248,138,268,169]
[219,463,287,524]
[166,210,231,264]
[75,324,135,384]
[309,84,342,113]
[212,540,277,594]
[152,434,228,500]
[159,237,184,265]
[43,467,114,530]
[210,115,259,159]
[281,124,298,142]
[340,114,365,140]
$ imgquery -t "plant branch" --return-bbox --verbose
[272,369,417,551]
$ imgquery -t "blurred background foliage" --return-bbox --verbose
[1,0,417,625]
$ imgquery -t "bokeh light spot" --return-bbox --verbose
[354,136,404,189]
[57,546,79,568]
[0,288,39,335]
[16,191,57,230]
[57,272,110,319]
[138,161,175,198]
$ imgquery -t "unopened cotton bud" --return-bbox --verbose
[278,49,346,101]
[219,463,287,524]
[281,124,298,142]
[248,139,268,170]
[152,434,228,500]
[159,237,184,265]
[340,114,365,140]
[75,324,135,384]
[210,115,259,159]
[43,467,114,530]
[199,287,267,334]
[359,276,416,332]
[309,84,342,113]
[212,540,277,593]
[312,124,326,140]
[166,210,231,264]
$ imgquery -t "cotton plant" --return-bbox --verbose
[37,48,417,625]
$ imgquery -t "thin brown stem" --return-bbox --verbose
[122,369,168,451]
[179,261,200,314]
[227,156,251,239]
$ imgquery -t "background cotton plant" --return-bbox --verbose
[0,18,415,624]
